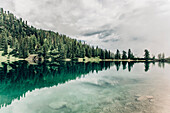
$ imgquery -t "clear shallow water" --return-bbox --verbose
[0,61,170,113]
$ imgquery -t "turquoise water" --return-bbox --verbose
[0,61,170,113]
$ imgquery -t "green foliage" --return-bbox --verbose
[128,49,134,59]
[157,53,165,61]
[144,49,150,60]
[3,38,8,55]
[122,50,127,59]
[115,49,121,59]
[158,53,161,60]
[0,8,115,59]
[1,8,3,14]
[100,49,105,59]
[0,8,159,61]
[162,53,165,59]
[105,50,110,59]
[43,43,48,58]
[0,32,8,55]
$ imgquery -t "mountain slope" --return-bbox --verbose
[0,8,112,60]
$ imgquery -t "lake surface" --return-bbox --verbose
[0,61,170,113]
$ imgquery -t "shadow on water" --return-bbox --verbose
[0,61,166,108]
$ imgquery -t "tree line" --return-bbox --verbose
[0,8,113,59]
[0,8,166,61]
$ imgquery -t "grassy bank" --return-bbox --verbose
[0,48,168,66]
[0,50,24,67]
[77,57,102,63]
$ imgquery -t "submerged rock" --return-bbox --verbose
[146,96,154,99]
[136,96,147,101]
[135,95,154,101]
[149,99,154,102]
[49,101,67,110]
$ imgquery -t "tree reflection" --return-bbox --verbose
[115,61,121,71]
[128,62,135,72]
[144,62,150,72]
[0,61,167,108]
[122,61,127,70]
[0,61,114,108]
[158,62,165,68]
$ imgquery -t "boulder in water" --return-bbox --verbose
[136,96,147,101]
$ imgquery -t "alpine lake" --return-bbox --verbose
[0,61,170,113]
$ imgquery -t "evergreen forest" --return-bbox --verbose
[0,8,167,62]
[0,8,112,59]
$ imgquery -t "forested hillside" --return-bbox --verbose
[0,8,113,59]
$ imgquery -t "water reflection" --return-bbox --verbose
[158,62,165,68]
[0,61,114,108]
[128,62,135,72]
[115,61,121,71]
[144,62,150,72]
[0,61,165,108]
[122,61,127,70]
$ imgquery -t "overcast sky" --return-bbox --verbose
[1,0,170,57]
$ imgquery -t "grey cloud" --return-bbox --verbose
[110,38,119,42]
[131,37,139,41]
[82,30,106,37]
[103,38,119,43]
[119,14,126,20]
[103,40,109,43]
[98,30,114,39]
[82,29,114,39]
[0,0,170,56]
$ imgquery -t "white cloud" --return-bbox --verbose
[0,0,170,57]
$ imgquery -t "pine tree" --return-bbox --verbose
[144,49,150,60]
[115,49,121,59]
[80,47,85,58]
[95,46,99,57]
[128,49,131,59]
[162,53,165,60]
[0,34,2,49]
[128,49,134,59]
[43,43,48,58]
[92,46,95,57]
[3,38,8,55]
[122,51,127,59]
[108,50,111,59]
[100,50,105,59]
[19,39,23,58]
[23,38,29,58]
[28,38,34,54]
[1,8,3,14]
[60,44,67,59]
[158,53,161,60]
